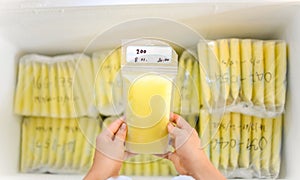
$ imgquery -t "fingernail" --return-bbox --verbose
[120,123,126,131]
[120,115,126,121]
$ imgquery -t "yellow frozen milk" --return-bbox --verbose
[264,41,276,110]
[220,113,230,170]
[218,39,230,103]
[40,63,49,116]
[14,54,93,118]
[239,114,251,168]
[253,40,264,107]
[210,114,220,169]
[271,115,282,176]
[241,39,253,103]
[92,49,123,116]
[261,117,273,175]
[185,115,196,130]
[151,156,160,176]
[229,39,241,102]
[251,116,262,174]
[15,62,33,114]
[32,62,41,115]
[58,61,70,117]
[168,158,178,175]
[125,74,172,154]
[208,41,220,107]
[119,164,125,175]
[72,117,89,170]
[229,113,240,169]
[191,60,201,114]
[21,117,100,173]
[49,64,60,117]
[172,54,186,114]
[181,54,194,114]
[123,159,134,176]
[160,159,170,176]
[199,110,210,157]
[142,154,152,176]
[275,42,287,111]
[133,155,143,176]
[197,41,211,109]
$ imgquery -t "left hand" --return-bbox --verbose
[84,117,127,180]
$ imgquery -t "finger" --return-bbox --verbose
[114,123,127,142]
[124,151,137,159]
[153,152,172,159]
[167,152,187,174]
[169,137,175,148]
[170,112,181,123]
[170,112,191,130]
[104,118,125,137]
[167,123,181,137]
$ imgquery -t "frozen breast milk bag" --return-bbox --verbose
[121,40,178,154]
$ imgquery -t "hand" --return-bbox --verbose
[84,118,127,180]
[166,113,226,180]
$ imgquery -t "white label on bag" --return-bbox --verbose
[126,46,172,63]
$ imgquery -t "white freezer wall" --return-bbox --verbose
[0,3,297,53]
[280,9,300,180]
[0,2,300,179]
[0,36,21,174]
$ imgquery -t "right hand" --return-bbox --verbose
[166,113,226,180]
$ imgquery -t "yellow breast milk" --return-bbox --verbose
[125,74,172,154]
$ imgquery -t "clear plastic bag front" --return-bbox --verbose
[121,39,178,154]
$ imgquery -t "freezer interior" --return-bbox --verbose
[0,2,299,179]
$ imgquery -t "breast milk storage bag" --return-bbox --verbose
[197,39,287,118]
[121,39,178,154]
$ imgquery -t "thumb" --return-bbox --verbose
[114,123,127,142]
[167,123,181,138]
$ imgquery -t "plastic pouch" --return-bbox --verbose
[121,39,178,154]
[92,48,123,116]
[14,54,95,118]
[172,51,201,116]
[198,111,283,178]
[197,39,287,118]
[20,116,101,173]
